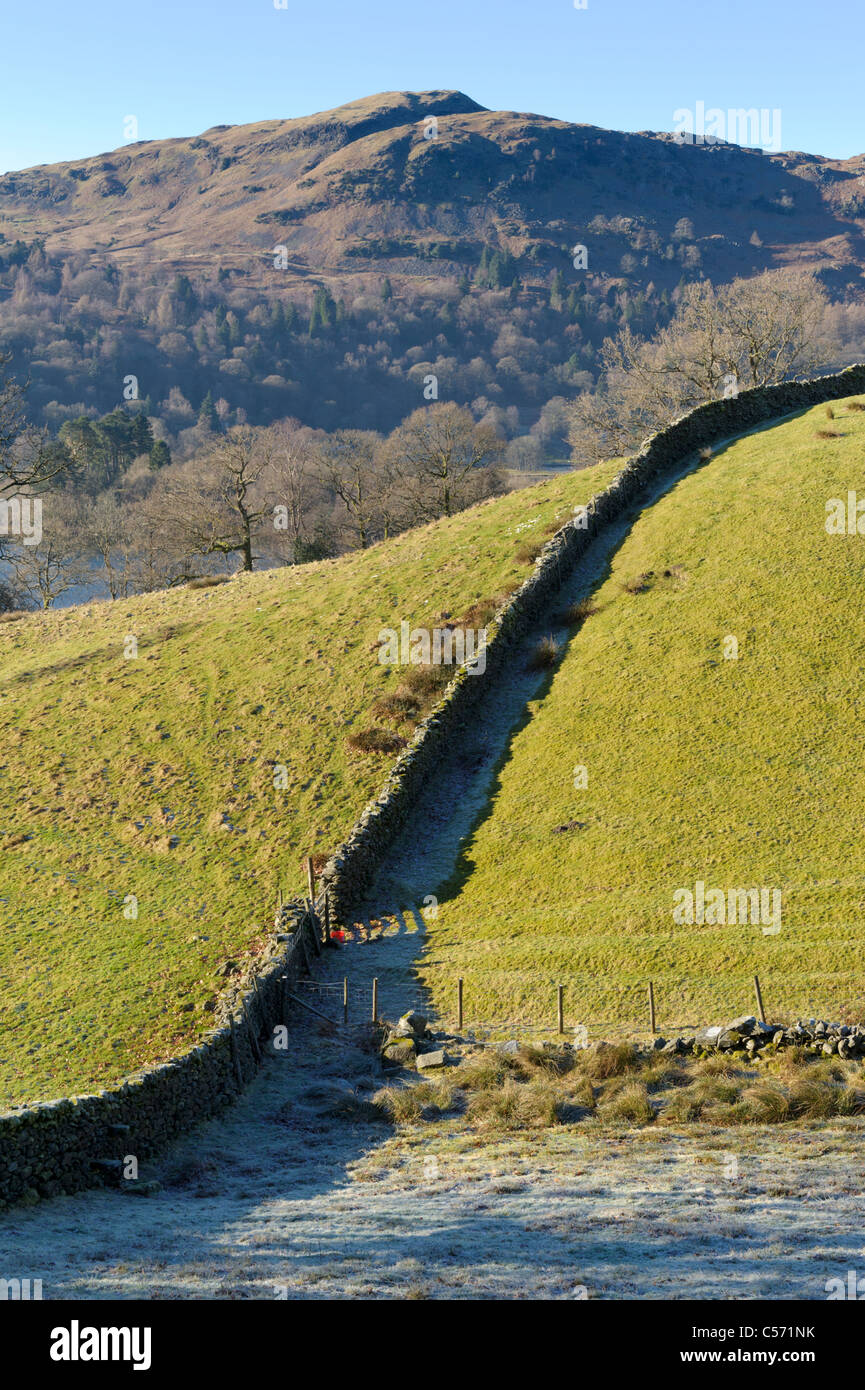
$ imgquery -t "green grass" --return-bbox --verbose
[421,400,865,1038]
[0,460,617,1104]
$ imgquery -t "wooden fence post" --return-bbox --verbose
[305,897,321,956]
[557,984,564,1035]
[323,890,331,945]
[306,855,316,905]
[648,981,656,1034]
[753,974,766,1024]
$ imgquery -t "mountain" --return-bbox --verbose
[2,89,864,292]
[1,91,864,442]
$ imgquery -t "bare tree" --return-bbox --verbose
[0,354,70,497]
[319,428,387,550]
[81,494,135,599]
[568,270,829,464]
[160,426,271,572]
[381,402,505,522]
[8,499,89,609]
[262,421,328,563]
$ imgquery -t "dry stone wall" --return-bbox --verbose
[0,905,319,1208]
[2,363,863,1207]
[318,363,865,920]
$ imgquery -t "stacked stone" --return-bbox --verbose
[652,1015,865,1059]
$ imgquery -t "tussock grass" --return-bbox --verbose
[515,538,545,564]
[398,663,452,700]
[557,598,599,628]
[370,692,421,724]
[460,597,499,626]
[527,636,560,671]
[361,1039,865,1136]
[186,574,230,589]
[581,1042,641,1080]
[346,727,406,755]
[599,1081,654,1125]
[621,572,653,594]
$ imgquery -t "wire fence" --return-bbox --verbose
[293,966,859,1045]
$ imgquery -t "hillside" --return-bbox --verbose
[1,91,865,440]
[2,90,864,289]
[0,458,617,1105]
[414,398,865,1036]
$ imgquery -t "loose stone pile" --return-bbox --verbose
[380,1012,449,1070]
[651,1015,865,1059]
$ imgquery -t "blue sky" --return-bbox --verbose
[1,0,861,173]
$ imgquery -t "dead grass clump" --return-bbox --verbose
[527,636,560,671]
[515,539,545,564]
[323,1090,390,1123]
[373,1080,454,1124]
[770,1044,812,1072]
[454,1052,508,1091]
[346,727,407,756]
[557,598,599,628]
[580,1041,641,1081]
[825,404,836,419]
[836,1086,865,1115]
[467,1075,563,1132]
[399,664,451,700]
[460,597,498,626]
[693,1053,743,1077]
[692,1074,743,1106]
[741,1083,791,1124]
[640,1061,689,1093]
[699,446,713,462]
[561,1075,597,1113]
[0,611,26,624]
[515,1043,578,1078]
[815,428,841,439]
[621,572,653,595]
[187,575,230,589]
[370,692,421,724]
[848,399,865,411]
[787,1078,839,1120]
[599,1081,654,1125]
[660,1090,705,1123]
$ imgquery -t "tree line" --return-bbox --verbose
[0,389,504,609]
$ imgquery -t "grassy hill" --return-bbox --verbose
[0,459,617,1105]
[419,399,865,1039]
